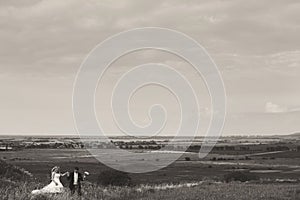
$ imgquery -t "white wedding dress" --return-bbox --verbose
[32,172,64,195]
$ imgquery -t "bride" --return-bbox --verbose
[32,166,68,195]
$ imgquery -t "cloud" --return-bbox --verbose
[268,51,300,69]
[264,102,300,114]
[265,102,287,113]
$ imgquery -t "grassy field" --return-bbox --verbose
[1,180,299,200]
[0,149,229,184]
[1,149,300,199]
[1,148,300,185]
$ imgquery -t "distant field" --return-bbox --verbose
[1,147,300,200]
[1,148,300,185]
[0,149,224,184]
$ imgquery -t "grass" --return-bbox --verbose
[1,148,300,200]
[2,148,300,184]
[0,157,299,200]
[137,183,299,200]
[0,180,299,200]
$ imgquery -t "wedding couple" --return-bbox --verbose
[32,166,88,196]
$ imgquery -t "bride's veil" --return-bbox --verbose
[50,166,58,180]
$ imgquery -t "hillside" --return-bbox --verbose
[0,159,299,200]
[0,159,32,182]
[1,181,299,200]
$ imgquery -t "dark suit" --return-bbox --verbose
[67,172,83,195]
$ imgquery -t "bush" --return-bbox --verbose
[224,171,259,183]
[97,169,132,186]
[185,157,191,161]
[0,159,31,181]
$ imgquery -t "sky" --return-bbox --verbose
[0,0,300,136]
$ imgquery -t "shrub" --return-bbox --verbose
[0,159,31,181]
[97,169,132,186]
[224,171,259,183]
[185,157,191,161]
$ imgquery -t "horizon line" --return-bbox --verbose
[0,132,298,137]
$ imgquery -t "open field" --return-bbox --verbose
[1,180,299,200]
[1,135,300,199]
[1,148,300,185]
[1,149,225,184]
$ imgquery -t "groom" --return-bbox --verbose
[67,167,84,196]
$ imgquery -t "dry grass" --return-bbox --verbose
[0,158,299,200]
[0,180,299,200]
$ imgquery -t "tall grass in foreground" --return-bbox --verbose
[0,180,299,200]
